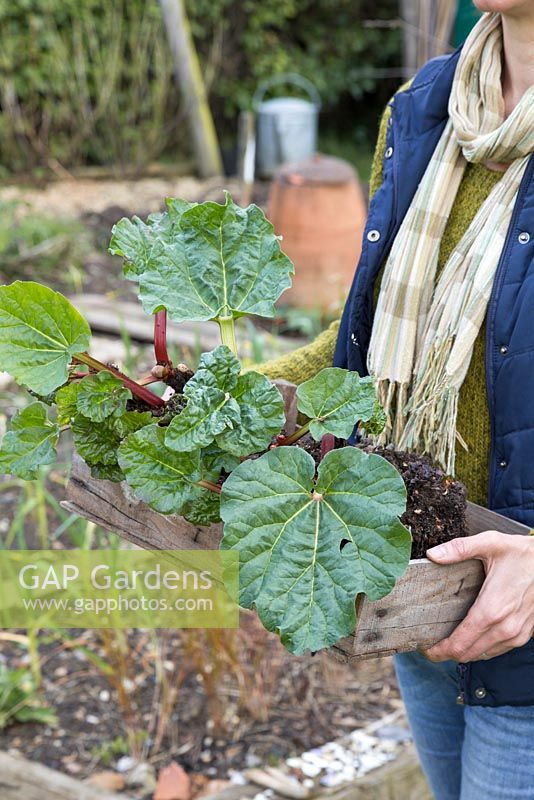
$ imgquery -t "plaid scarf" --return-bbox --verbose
[367,12,534,475]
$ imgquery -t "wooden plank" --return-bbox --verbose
[0,751,129,800]
[64,455,223,552]
[71,294,224,352]
[465,500,531,537]
[69,294,303,356]
[335,558,485,661]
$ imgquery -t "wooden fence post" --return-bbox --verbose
[159,0,223,178]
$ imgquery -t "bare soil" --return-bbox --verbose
[0,624,401,797]
[364,445,467,558]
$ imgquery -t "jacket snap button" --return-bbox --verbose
[500,459,507,468]
[518,232,530,244]
[499,345,508,354]
[367,230,381,242]
[385,146,393,159]
[475,687,487,699]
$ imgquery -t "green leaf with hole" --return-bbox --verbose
[220,446,410,655]
[76,372,131,422]
[0,281,91,394]
[110,193,293,322]
[297,368,377,441]
[0,402,60,479]
[118,424,202,514]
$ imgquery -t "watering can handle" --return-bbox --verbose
[253,73,321,110]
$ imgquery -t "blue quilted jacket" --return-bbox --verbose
[334,46,534,706]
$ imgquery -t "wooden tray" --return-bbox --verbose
[61,379,531,660]
[62,455,530,662]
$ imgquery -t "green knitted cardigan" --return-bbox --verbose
[258,86,502,505]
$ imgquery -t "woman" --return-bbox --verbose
[260,3,534,797]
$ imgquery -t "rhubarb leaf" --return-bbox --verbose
[108,199,196,280]
[71,415,122,467]
[179,444,234,525]
[220,446,410,655]
[109,199,196,280]
[76,372,131,422]
[165,346,242,453]
[200,445,240,476]
[111,194,293,323]
[72,410,152,476]
[216,372,285,456]
[364,401,387,436]
[181,487,221,526]
[297,368,377,441]
[186,345,240,394]
[114,411,154,438]
[165,388,241,453]
[90,463,125,482]
[0,402,60,479]
[165,348,283,456]
[0,281,91,394]
[55,381,83,425]
[118,424,201,514]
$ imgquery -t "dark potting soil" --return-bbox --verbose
[295,436,468,559]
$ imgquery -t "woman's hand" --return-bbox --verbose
[422,531,534,662]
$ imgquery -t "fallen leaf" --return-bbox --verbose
[87,771,125,792]
[154,762,191,800]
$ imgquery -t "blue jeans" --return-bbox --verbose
[394,652,534,799]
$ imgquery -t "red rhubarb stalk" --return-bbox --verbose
[74,353,165,408]
[197,479,222,494]
[154,310,171,366]
[320,434,336,460]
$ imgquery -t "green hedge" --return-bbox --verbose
[0,0,401,174]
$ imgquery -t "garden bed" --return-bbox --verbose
[0,622,403,798]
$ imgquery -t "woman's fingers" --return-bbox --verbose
[423,531,534,662]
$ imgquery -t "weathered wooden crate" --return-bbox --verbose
[63,456,530,662]
[62,380,531,661]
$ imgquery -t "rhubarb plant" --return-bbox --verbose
[0,193,411,655]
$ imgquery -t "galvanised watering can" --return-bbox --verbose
[253,73,320,178]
